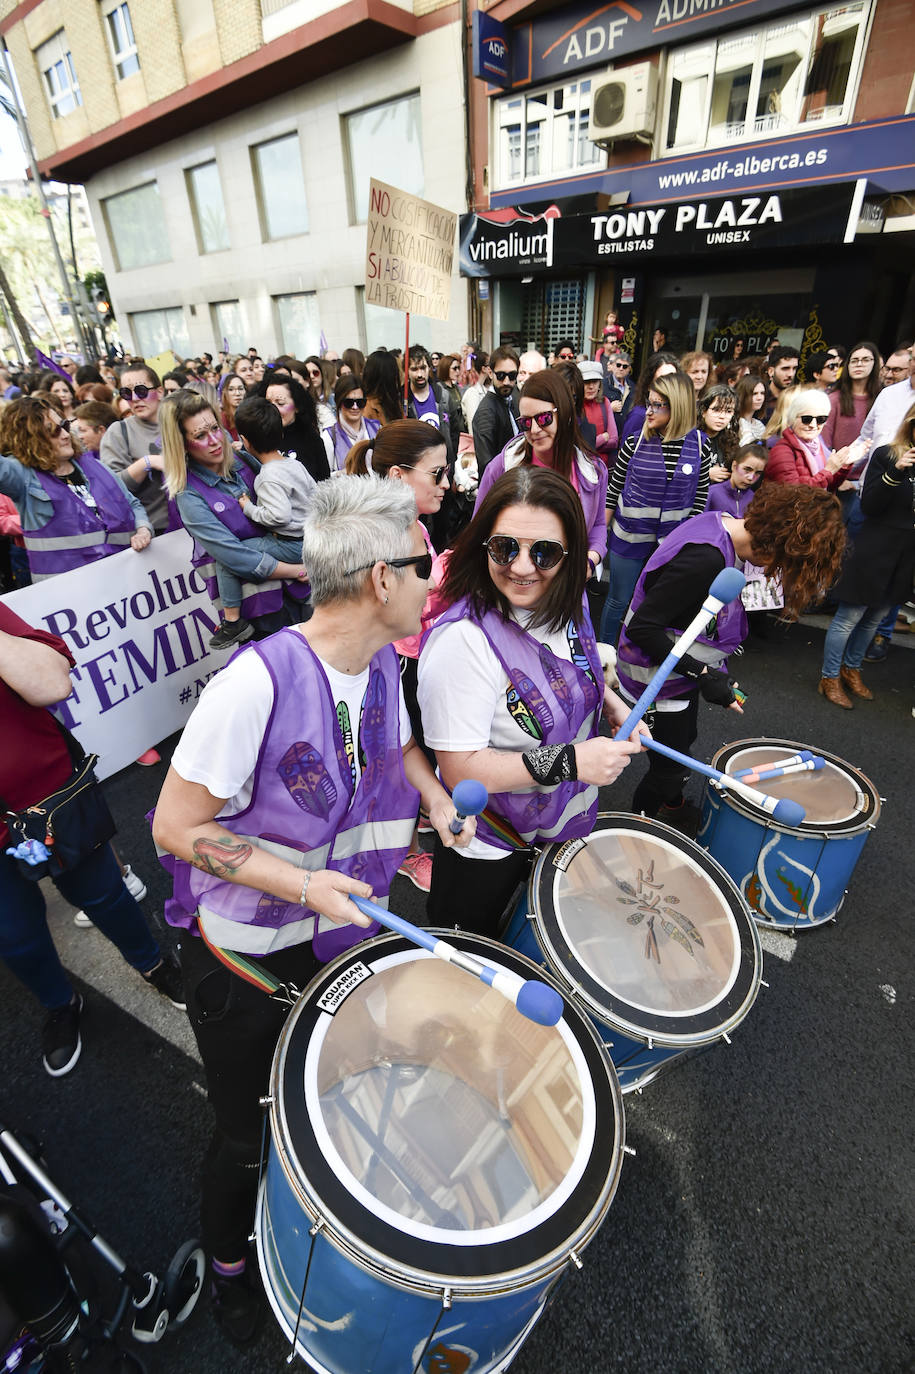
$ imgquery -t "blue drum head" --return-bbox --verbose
[526,815,762,1047]
[270,932,625,1292]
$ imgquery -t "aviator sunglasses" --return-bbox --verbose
[484,535,568,571]
[344,551,434,580]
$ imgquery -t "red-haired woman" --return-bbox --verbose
[617,482,846,830]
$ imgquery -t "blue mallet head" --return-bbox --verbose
[707,566,747,606]
[772,797,806,828]
[452,779,489,818]
[516,980,564,1027]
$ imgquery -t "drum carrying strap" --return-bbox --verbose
[478,806,530,851]
[197,918,300,1006]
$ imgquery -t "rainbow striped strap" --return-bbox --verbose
[478,806,530,852]
[197,918,300,1005]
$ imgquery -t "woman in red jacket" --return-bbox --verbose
[766,389,854,489]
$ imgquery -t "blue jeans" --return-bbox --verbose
[875,604,899,640]
[215,533,303,609]
[821,603,891,678]
[599,551,650,645]
[0,842,160,1009]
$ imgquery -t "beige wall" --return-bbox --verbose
[85,23,468,356]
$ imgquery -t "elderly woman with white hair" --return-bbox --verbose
[152,474,475,1342]
[766,387,854,489]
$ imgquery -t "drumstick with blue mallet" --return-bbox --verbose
[638,738,807,825]
[350,781,564,1027]
[732,751,825,786]
[615,567,748,741]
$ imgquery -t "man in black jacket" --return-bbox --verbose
[472,345,521,475]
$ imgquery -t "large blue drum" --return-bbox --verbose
[503,814,762,1093]
[698,739,881,930]
[256,931,626,1374]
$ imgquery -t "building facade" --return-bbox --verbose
[462,0,915,366]
[0,0,467,359]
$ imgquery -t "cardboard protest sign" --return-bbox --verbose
[365,179,457,321]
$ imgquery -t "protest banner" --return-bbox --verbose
[145,349,178,378]
[2,530,224,779]
[365,180,457,322]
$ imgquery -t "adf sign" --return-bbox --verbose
[365,180,457,321]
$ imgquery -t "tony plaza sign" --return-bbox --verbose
[460,186,859,276]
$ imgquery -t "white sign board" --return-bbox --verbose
[2,530,225,779]
[365,179,457,321]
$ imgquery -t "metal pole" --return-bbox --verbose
[0,39,91,361]
[0,292,22,360]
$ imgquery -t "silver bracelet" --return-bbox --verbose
[298,871,311,906]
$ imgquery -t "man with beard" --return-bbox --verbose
[471,345,521,475]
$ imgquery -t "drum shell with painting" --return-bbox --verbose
[256,931,626,1374]
[698,738,881,930]
[503,814,762,1094]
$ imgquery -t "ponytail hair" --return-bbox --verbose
[346,418,447,478]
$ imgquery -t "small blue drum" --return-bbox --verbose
[503,814,762,1093]
[698,738,881,930]
[256,931,625,1374]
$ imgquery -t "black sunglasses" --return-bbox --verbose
[47,418,72,437]
[798,414,829,426]
[343,551,434,580]
[397,462,448,484]
[484,535,567,571]
[494,369,518,382]
[341,396,367,410]
[119,384,154,400]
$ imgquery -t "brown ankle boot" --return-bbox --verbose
[818,675,852,709]
[840,666,874,699]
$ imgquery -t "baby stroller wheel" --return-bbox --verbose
[162,1240,205,1327]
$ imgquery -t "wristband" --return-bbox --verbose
[522,743,578,786]
[143,456,152,475]
[298,871,311,906]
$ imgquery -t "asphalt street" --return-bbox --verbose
[1,615,912,1374]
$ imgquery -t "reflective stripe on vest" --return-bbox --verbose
[23,528,134,552]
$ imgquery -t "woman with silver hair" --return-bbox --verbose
[766,388,856,489]
[152,473,475,1344]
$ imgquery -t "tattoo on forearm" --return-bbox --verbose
[191,835,253,879]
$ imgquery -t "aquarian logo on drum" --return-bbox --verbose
[317,961,373,1013]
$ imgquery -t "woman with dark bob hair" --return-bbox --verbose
[617,482,846,831]
[473,368,608,578]
[418,465,646,933]
[321,373,381,472]
[362,349,404,425]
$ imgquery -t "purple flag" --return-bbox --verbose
[222,336,230,353]
[319,330,328,355]
[34,349,70,378]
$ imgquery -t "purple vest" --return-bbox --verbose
[429,600,603,851]
[706,482,756,517]
[324,418,380,470]
[164,629,418,960]
[617,511,748,702]
[23,455,137,581]
[609,428,705,559]
[185,461,308,619]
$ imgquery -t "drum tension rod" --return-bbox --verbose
[567,1249,583,1271]
[623,1144,637,1157]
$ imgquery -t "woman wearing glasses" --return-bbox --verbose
[473,370,608,581]
[418,466,645,933]
[600,369,708,645]
[0,395,152,581]
[153,474,473,1340]
[766,390,856,488]
[321,374,380,472]
[161,391,309,650]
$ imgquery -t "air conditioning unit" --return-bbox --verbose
[589,62,659,144]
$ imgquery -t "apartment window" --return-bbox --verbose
[103,182,170,270]
[274,292,320,358]
[130,307,191,358]
[37,32,82,119]
[212,300,243,354]
[664,2,869,154]
[495,79,604,189]
[186,161,229,253]
[252,134,308,241]
[102,1,139,80]
[345,93,423,224]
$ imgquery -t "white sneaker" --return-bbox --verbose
[73,865,147,927]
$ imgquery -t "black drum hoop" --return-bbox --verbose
[526,813,761,1046]
[270,931,624,1289]
[710,738,881,835]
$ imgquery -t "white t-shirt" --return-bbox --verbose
[172,640,412,817]
[418,611,584,859]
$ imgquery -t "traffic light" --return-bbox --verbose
[90,285,110,320]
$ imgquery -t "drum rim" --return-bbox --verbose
[523,813,762,1047]
[267,931,626,1294]
[708,737,881,834]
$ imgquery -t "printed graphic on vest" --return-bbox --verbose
[277,742,338,820]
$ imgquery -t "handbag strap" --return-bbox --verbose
[0,715,88,818]
[196,917,300,1006]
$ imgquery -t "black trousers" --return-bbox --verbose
[427,835,533,939]
[631,690,701,816]
[179,933,321,1262]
